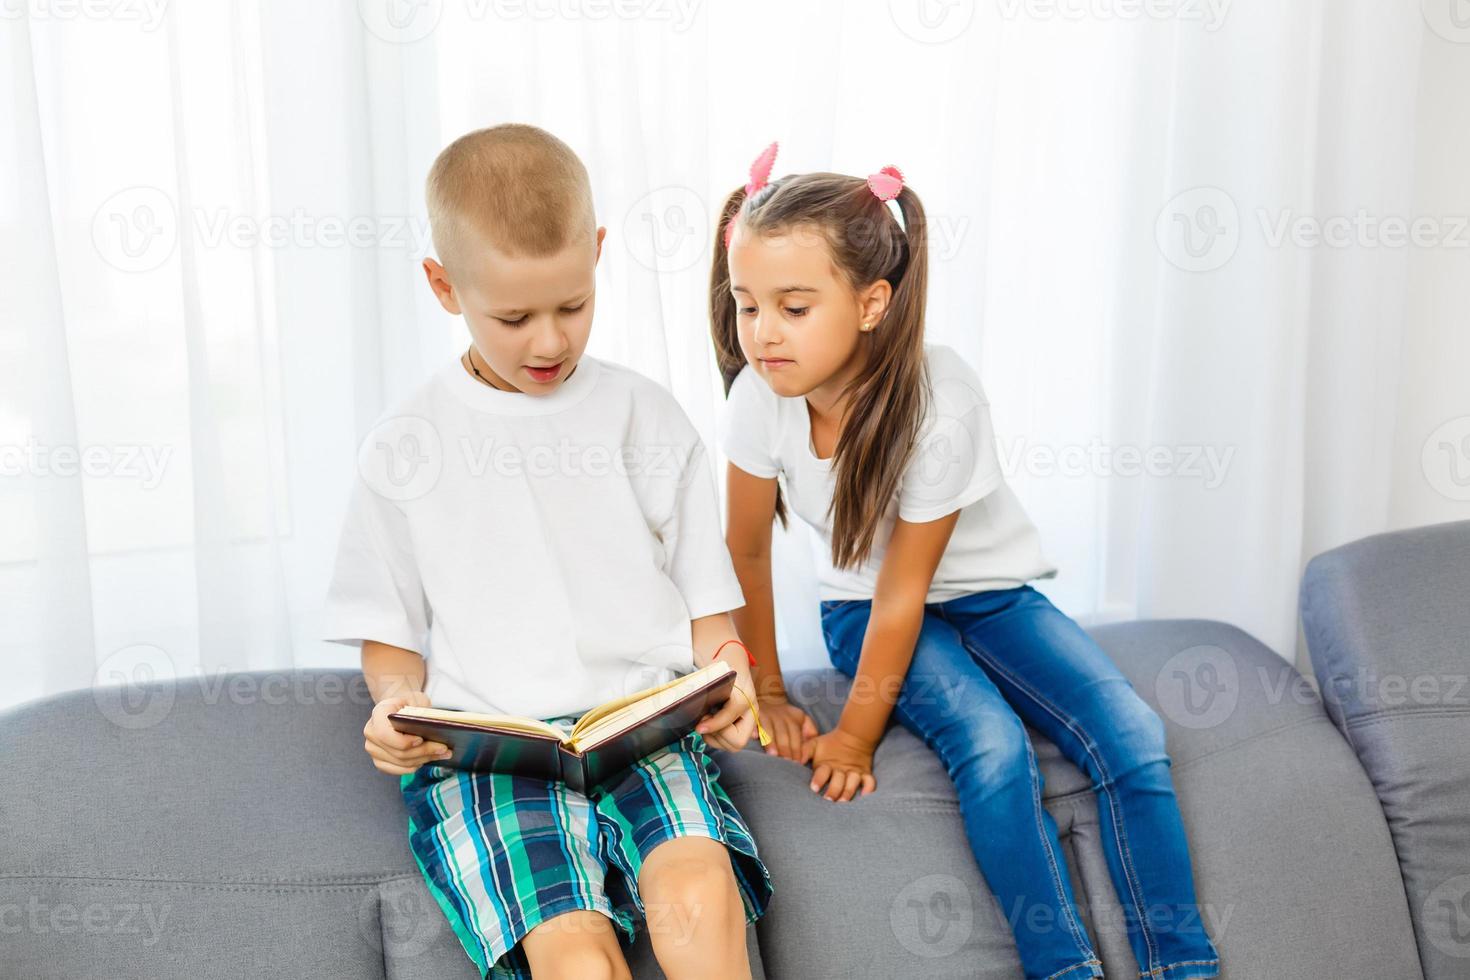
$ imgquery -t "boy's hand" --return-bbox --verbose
[694,651,759,753]
[809,728,877,803]
[758,695,818,763]
[364,691,453,776]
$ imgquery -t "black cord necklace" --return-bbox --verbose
[465,346,502,390]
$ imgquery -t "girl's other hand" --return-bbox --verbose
[363,691,453,776]
[809,728,877,803]
[759,695,818,763]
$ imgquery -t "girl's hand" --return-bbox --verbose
[364,691,453,776]
[759,695,818,763]
[695,651,759,753]
[809,728,877,802]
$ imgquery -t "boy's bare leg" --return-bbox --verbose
[520,909,632,980]
[637,837,751,980]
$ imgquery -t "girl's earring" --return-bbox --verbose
[861,321,873,332]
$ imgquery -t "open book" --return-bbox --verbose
[388,661,765,794]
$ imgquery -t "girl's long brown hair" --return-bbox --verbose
[709,172,931,570]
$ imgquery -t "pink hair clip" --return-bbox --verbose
[724,141,779,249]
[866,165,904,201]
[867,165,907,232]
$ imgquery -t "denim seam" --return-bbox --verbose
[1046,958,1103,980]
[942,614,1162,973]
[1138,956,1220,978]
[919,608,1093,959]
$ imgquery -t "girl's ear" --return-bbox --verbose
[857,278,893,331]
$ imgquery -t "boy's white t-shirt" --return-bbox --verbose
[719,343,1057,603]
[323,354,745,720]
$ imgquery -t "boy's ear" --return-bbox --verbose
[422,257,463,316]
[594,226,607,264]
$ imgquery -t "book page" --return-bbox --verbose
[393,706,566,741]
[568,661,731,750]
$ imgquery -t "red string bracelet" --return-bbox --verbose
[714,639,757,667]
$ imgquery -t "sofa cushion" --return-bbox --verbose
[719,618,1420,979]
[0,670,762,979]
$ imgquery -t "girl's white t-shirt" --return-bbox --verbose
[323,354,745,720]
[719,343,1057,603]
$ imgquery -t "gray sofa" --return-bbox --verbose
[3,521,1466,979]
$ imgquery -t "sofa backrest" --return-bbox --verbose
[1300,520,1470,980]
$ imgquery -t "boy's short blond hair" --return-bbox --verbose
[426,124,596,278]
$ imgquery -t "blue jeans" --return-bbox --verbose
[820,585,1220,980]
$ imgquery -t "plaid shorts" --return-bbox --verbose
[398,722,773,979]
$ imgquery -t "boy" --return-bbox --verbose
[324,124,771,980]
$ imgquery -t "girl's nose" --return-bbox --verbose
[752,314,780,346]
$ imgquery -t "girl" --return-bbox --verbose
[707,143,1221,980]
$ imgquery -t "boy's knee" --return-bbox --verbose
[532,946,631,980]
[521,911,631,980]
[639,838,742,934]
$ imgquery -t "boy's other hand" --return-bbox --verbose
[757,695,818,763]
[364,692,453,776]
[695,653,759,753]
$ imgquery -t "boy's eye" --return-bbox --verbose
[496,316,527,326]
[560,302,587,314]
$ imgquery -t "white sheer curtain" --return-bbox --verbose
[4,1,1467,713]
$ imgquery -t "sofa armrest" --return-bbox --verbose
[1299,519,1470,979]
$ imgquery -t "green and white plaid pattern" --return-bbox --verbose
[399,725,772,979]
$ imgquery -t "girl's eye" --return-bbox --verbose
[785,307,808,317]
[737,307,756,317]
